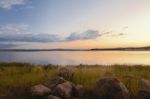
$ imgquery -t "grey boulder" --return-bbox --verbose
[93,77,129,99]
[44,76,65,90]
[138,79,150,99]
[53,81,75,98]
[75,85,85,97]
[47,95,61,99]
[30,84,51,96]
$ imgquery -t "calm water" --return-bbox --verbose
[0,51,150,65]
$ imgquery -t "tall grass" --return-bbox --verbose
[0,63,150,99]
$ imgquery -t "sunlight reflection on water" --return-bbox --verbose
[0,51,150,65]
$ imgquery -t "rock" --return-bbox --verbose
[70,98,83,99]
[59,67,74,80]
[140,79,150,92]
[53,81,74,98]
[138,79,150,99]
[75,85,85,97]
[30,84,51,96]
[93,77,129,99]
[44,76,65,90]
[47,95,61,99]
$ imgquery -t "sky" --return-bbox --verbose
[0,0,150,49]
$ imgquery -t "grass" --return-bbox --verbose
[0,62,150,99]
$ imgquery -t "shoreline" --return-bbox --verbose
[1,45,150,52]
[0,49,150,52]
[0,62,150,67]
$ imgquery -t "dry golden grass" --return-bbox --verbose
[0,63,150,99]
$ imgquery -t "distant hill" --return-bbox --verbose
[91,46,150,51]
[0,46,150,51]
[0,49,88,51]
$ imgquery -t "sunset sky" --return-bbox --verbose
[0,0,150,49]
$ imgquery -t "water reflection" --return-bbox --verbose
[0,51,150,65]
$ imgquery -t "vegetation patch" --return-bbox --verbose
[0,62,150,99]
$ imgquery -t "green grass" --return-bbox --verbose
[0,62,150,99]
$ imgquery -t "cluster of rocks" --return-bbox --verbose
[30,68,85,99]
[30,68,150,99]
[30,76,85,99]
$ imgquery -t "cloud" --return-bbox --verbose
[0,24,125,44]
[66,30,100,41]
[0,0,28,10]
[0,24,28,33]
[101,30,126,37]
[102,31,113,35]
[0,24,62,42]
[0,25,100,43]
[0,43,18,49]
[110,33,125,37]
[0,33,62,42]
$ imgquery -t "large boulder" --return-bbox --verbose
[47,95,61,99]
[53,81,75,98]
[30,84,51,96]
[59,67,74,80]
[75,85,85,97]
[93,77,129,99]
[138,79,150,99]
[44,76,65,90]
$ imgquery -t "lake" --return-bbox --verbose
[0,51,150,65]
